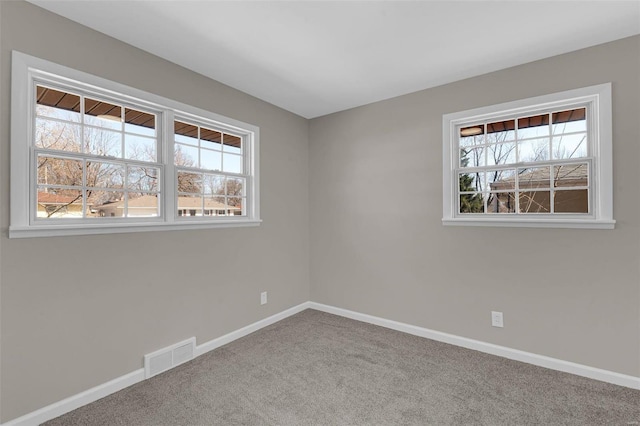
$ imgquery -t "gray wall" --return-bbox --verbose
[0,2,310,422]
[309,36,640,378]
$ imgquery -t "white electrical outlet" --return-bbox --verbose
[260,291,267,305]
[491,311,504,328]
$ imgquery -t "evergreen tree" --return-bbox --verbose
[459,148,484,213]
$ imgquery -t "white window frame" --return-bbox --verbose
[10,51,261,238]
[442,83,614,229]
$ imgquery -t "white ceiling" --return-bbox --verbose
[29,1,640,119]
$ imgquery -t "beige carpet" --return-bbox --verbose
[45,309,639,425]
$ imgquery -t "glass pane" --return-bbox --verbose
[460,147,484,167]
[87,190,125,217]
[177,194,203,217]
[487,169,516,191]
[84,127,122,158]
[518,138,549,162]
[487,143,516,166]
[554,189,589,213]
[35,118,82,152]
[487,192,516,213]
[36,188,83,219]
[37,156,83,186]
[177,171,202,193]
[36,86,81,122]
[519,190,551,213]
[128,166,160,192]
[126,193,159,217]
[459,171,484,192]
[202,174,225,195]
[517,114,549,140]
[552,133,587,159]
[125,134,157,162]
[552,108,586,135]
[226,178,245,196]
[175,144,199,167]
[201,149,222,171]
[200,127,222,150]
[223,134,242,154]
[553,164,588,188]
[174,121,198,145]
[84,98,123,130]
[205,196,229,216]
[223,153,243,173]
[518,166,550,190]
[459,194,484,213]
[487,119,515,142]
[124,108,155,137]
[87,161,124,189]
[227,197,244,215]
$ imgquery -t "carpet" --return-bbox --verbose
[44,309,639,425]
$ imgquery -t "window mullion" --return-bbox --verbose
[163,110,176,223]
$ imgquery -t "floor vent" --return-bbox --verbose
[144,337,196,379]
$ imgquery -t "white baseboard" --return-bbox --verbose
[4,300,638,425]
[308,302,640,390]
[2,302,311,426]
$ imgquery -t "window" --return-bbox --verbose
[442,84,614,229]
[10,51,260,238]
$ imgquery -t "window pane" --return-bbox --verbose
[223,153,243,173]
[519,191,551,213]
[223,134,242,154]
[460,193,484,213]
[487,119,515,142]
[202,174,225,195]
[124,108,155,137]
[88,190,125,217]
[205,196,229,216]
[518,138,549,162]
[178,194,203,217]
[201,149,222,171]
[487,192,516,213]
[177,171,202,193]
[37,188,83,219]
[175,144,199,167]
[487,169,516,191]
[554,190,588,213]
[552,133,587,159]
[127,193,159,217]
[227,197,244,215]
[518,166,550,190]
[552,108,586,135]
[460,124,485,141]
[36,86,81,122]
[84,127,122,157]
[87,161,125,189]
[174,121,198,145]
[125,134,157,162]
[201,127,222,150]
[517,114,549,140]
[84,98,123,130]
[226,178,245,196]
[35,118,82,152]
[553,164,588,188]
[460,147,484,167]
[487,143,516,166]
[37,156,83,186]
[459,171,484,192]
[128,166,160,192]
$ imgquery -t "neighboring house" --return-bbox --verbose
[37,191,84,218]
[489,164,588,213]
[92,194,241,217]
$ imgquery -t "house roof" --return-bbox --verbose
[37,192,82,205]
[491,163,588,190]
[93,195,239,210]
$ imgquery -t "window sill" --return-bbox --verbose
[442,217,615,230]
[9,219,262,238]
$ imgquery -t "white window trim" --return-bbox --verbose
[10,51,261,238]
[442,83,614,229]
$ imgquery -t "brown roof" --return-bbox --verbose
[37,192,82,205]
[491,164,588,190]
[93,195,239,210]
